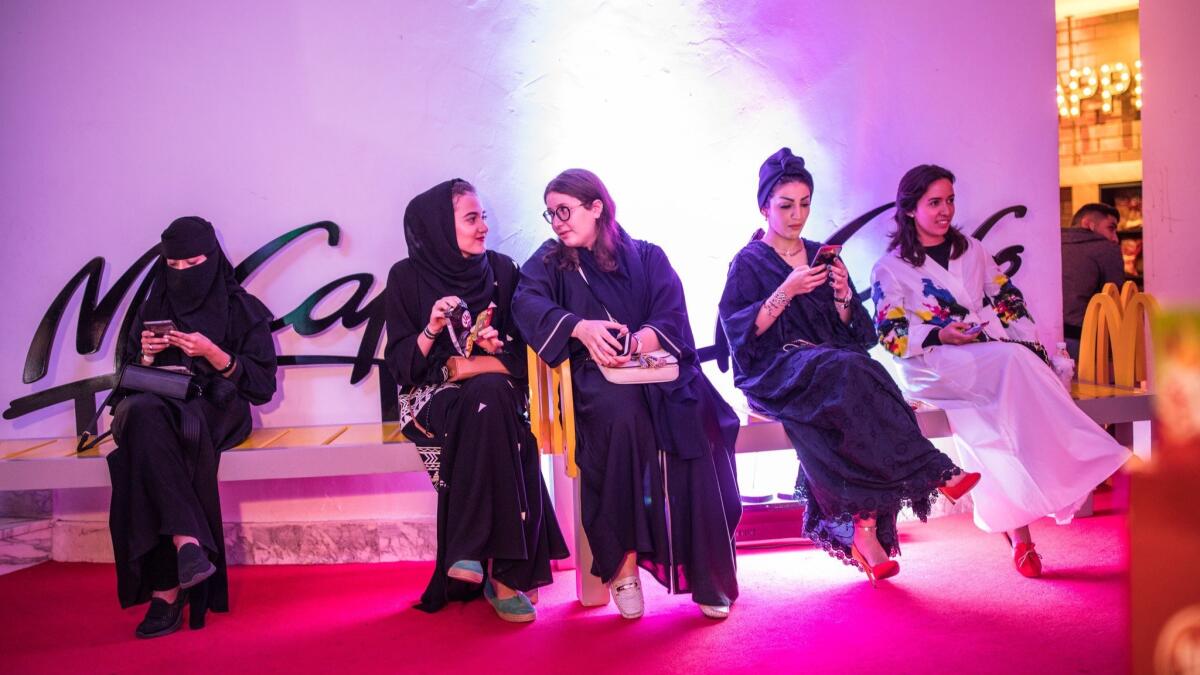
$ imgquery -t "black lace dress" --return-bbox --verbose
[718,238,962,566]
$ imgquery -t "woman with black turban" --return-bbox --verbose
[513,168,741,620]
[383,179,568,622]
[717,148,981,586]
[106,216,277,638]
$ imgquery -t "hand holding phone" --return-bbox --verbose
[812,244,842,267]
[144,319,177,337]
[140,319,176,362]
[963,321,989,336]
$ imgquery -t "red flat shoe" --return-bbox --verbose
[1013,542,1042,578]
[938,471,981,504]
[1003,533,1043,578]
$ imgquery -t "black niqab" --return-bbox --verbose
[403,179,494,309]
[142,217,240,347]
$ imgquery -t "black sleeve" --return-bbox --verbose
[383,261,448,387]
[230,313,278,405]
[513,244,582,368]
[492,257,529,379]
[843,273,878,348]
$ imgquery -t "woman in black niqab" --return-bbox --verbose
[383,179,568,622]
[106,216,277,638]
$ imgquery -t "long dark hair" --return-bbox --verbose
[543,168,622,272]
[888,164,969,267]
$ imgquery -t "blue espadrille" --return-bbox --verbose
[483,580,536,623]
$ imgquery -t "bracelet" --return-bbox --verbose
[833,294,853,308]
[630,334,642,356]
[217,354,237,375]
[764,289,789,317]
[423,325,440,340]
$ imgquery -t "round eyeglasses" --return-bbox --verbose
[542,203,583,224]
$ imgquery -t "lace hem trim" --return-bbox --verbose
[797,466,961,571]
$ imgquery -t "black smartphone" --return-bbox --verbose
[611,329,633,357]
[144,319,176,337]
[812,244,842,267]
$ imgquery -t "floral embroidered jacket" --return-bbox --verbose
[869,236,1037,359]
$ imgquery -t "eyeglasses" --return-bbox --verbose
[542,202,584,224]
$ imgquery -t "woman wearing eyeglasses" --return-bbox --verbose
[384,179,568,622]
[513,168,741,620]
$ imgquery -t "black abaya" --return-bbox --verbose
[718,238,960,565]
[107,271,276,622]
[513,231,741,607]
[384,181,568,612]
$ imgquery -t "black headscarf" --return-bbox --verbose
[757,147,814,209]
[403,179,495,310]
[141,216,243,347]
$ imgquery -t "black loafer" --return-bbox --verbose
[135,595,185,639]
[177,543,216,590]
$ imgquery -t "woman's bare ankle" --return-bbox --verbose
[491,577,518,599]
[172,535,200,550]
[616,551,639,579]
[152,587,180,603]
[1010,526,1033,545]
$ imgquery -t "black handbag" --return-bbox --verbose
[76,363,202,453]
[117,363,201,400]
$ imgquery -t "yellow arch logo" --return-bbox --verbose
[1079,281,1158,388]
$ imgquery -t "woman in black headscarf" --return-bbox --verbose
[106,216,277,638]
[717,148,980,586]
[513,169,741,620]
[384,179,568,622]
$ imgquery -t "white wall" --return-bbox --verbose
[1141,0,1200,305]
[1,1,1061,520]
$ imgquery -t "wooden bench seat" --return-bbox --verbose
[0,423,422,491]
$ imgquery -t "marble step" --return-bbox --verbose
[0,517,52,538]
[0,517,52,566]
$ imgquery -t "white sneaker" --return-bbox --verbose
[610,575,644,619]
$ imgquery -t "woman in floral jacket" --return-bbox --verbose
[870,164,1130,578]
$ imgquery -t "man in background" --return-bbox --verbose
[1061,203,1125,360]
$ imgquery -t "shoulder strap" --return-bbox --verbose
[576,267,617,322]
[76,385,119,454]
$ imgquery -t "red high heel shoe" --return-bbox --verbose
[849,525,900,588]
[938,471,981,504]
[1002,533,1043,578]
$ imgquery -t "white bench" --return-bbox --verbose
[0,423,423,491]
[734,380,1154,452]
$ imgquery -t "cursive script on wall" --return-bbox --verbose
[5,203,1028,434]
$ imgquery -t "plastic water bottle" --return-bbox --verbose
[1051,341,1074,393]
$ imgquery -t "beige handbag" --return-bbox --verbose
[576,269,679,385]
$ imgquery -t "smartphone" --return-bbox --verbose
[963,321,989,336]
[144,319,176,337]
[812,244,842,267]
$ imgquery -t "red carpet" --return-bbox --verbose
[0,510,1128,674]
